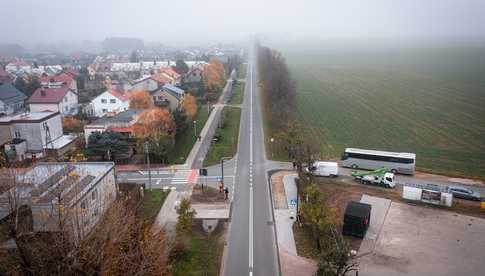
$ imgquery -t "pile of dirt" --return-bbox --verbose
[191,186,226,204]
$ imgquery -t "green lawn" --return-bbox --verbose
[203,107,241,166]
[139,190,169,223]
[168,105,210,164]
[265,44,485,179]
[229,81,245,105]
[171,232,224,276]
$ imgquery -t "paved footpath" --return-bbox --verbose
[152,70,236,234]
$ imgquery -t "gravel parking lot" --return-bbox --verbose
[359,200,485,276]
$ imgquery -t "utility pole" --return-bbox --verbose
[144,141,152,191]
[220,156,231,189]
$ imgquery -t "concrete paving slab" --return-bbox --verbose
[359,194,391,255]
[359,201,485,276]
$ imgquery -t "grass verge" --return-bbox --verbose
[139,189,169,223]
[171,230,224,276]
[168,105,210,164]
[203,107,241,166]
[229,81,245,105]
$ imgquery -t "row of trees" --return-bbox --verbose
[257,44,356,275]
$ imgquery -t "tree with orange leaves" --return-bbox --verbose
[133,108,176,162]
[182,94,198,119]
[129,90,153,109]
[203,58,226,94]
[62,117,84,133]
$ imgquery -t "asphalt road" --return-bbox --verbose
[223,49,279,276]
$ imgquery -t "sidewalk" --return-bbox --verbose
[152,70,236,235]
[271,171,318,276]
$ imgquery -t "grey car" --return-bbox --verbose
[447,186,482,201]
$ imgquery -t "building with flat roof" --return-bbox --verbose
[0,111,77,161]
[0,162,116,240]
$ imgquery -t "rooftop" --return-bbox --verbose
[0,83,26,104]
[89,109,143,125]
[0,162,114,210]
[0,111,58,124]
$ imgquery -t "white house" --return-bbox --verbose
[0,111,76,161]
[89,89,130,117]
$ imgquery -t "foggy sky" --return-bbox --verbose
[1,0,485,45]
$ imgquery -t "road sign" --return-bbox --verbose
[289,199,297,206]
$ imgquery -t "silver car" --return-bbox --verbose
[447,186,482,201]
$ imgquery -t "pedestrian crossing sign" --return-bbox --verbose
[289,199,297,206]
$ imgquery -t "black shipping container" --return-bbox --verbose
[342,201,372,238]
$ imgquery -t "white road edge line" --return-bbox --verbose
[249,57,254,275]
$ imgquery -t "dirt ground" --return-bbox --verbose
[271,171,292,209]
[191,186,226,204]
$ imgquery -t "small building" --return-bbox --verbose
[151,84,185,111]
[183,67,203,84]
[27,73,79,116]
[343,201,371,238]
[0,111,77,161]
[88,89,130,117]
[130,75,160,92]
[83,109,143,144]
[0,162,117,241]
[0,83,27,115]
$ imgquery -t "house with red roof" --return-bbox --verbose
[88,88,131,117]
[27,73,79,116]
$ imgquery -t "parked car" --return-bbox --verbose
[306,161,339,177]
[447,186,481,201]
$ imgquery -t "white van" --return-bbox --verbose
[307,161,339,177]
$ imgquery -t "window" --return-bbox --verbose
[91,189,97,201]
[101,99,107,103]
[102,108,107,113]
[93,208,99,217]
[110,99,116,103]
[64,96,68,102]
[80,200,87,210]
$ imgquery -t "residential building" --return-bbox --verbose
[88,89,130,117]
[27,73,79,116]
[130,75,160,92]
[0,68,13,84]
[0,83,27,115]
[84,109,143,144]
[0,162,117,241]
[5,60,31,74]
[183,66,203,84]
[151,84,185,111]
[0,111,76,161]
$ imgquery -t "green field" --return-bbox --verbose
[229,81,245,105]
[203,107,241,166]
[168,105,210,164]
[277,44,485,178]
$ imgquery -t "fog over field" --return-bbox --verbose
[1,0,485,46]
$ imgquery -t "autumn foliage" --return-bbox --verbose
[129,90,153,109]
[133,108,176,140]
[62,117,84,133]
[203,58,225,93]
[182,94,198,119]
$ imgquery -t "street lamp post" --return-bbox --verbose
[144,141,152,191]
[270,137,274,158]
[193,120,197,141]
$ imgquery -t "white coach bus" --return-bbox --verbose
[341,148,416,175]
